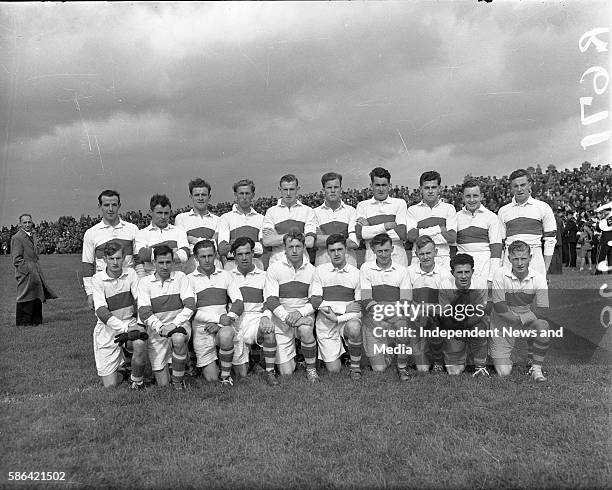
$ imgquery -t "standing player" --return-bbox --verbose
[135,194,190,278]
[175,178,222,273]
[262,174,316,266]
[137,245,195,390]
[456,179,503,284]
[218,179,265,271]
[188,240,244,386]
[91,242,147,388]
[82,190,138,309]
[407,171,457,271]
[360,233,412,379]
[355,167,408,266]
[313,172,359,267]
[439,253,489,376]
[406,236,453,373]
[264,231,319,381]
[498,169,557,277]
[229,236,279,386]
[489,240,551,382]
[310,234,363,380]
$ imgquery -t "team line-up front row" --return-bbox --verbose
[88,168,554,390]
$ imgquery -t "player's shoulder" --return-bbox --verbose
[529,268,548,287]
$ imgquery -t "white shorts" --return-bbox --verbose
[192,324,220,368]
[315,314,361,362]
[272,314,314,365]
[147,323,192,371]
[232,312,264,365]
[93,324,125,377]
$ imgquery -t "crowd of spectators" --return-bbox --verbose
[1,163,610,261]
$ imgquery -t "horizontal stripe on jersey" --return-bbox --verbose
[411,286,439,304]
[506,217,543,237]
[106,290,135,313]
[151,293,184,313]
[417,216,446,229]
[275,219,305,234]
[229,225,260,243]
[457,226,489,244]
[240,286,264,304]
[319,221,349,236]
[196,287,229,308]
[187,227,215,239]
[322,285,355,302]
[366,214,397,226]
[372,284,400,302]
[505,291,536,307]
[279,281,310,299]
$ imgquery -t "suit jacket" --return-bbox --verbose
[563,219,578,243]
[11,229,57,303]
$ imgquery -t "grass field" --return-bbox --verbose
[1,255,611,489]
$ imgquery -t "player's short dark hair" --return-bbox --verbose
[509,169,532,183]
[283,230,305,246]
[103,241,123,257]
[189,178,211,195]
[419,171,441,186]
[150,194,171,210]
[370,233,392,249]
[326,234,346,248]
[231,236,255,254]
[461,179,482,193]
[321,172,342,187]
[415,235,436,250]
[98,189,121,206]
[18,213,32,223]
[369,167,391,183]
[153,244,173,259]
[233,179,255,193]
[193,239,216,255]
[450,253,474,272]
[280,174,299,187]
[508,240,531,257]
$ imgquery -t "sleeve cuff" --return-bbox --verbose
[175,249,188,263]
[227,312,239,320]
[273,306,289,323]
[107,316,129,332]
[298,304,314,317]
[83,277,93,296]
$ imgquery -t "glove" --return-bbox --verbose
[166,326,188,337]
[114,330,149,344]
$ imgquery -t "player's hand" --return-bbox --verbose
[320,307,338,324]
[114,330,149,344]
[356,217,370,227]
[285,311,302,327]
[259,316,274,334]
[384,221,398,231]
[204,322,220,334]
[219,314,234,326]
[87,294,95,311]
[159,323,177,337]
[345,301,362,314]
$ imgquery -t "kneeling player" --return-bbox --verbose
[360,233,412,379]
[137,245,195,390]
[230,237,279,386]
[264,231,319,381]
[310,234,363,380]
[92,241,147,388]
[490,240,550,382]
[188,240,244,386]
[439,253,489,376]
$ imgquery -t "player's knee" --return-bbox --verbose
[218,327,235,347]
[131,339,147,355]
[532,319,549,331]
[345,320,362,339]
[171,333,187,351]
[262,332,276,345]
[297,324,314,341]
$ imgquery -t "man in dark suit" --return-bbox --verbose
[11,214,57,326]
[563,211,578,268]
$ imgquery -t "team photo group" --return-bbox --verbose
[34,166,561,391]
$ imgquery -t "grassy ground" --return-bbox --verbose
[0,255,610,489]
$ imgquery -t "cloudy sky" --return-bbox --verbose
[1,1,610,224]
